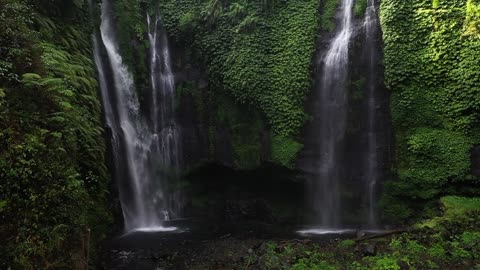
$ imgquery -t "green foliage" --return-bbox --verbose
[201,0,224,25]
[113,0,148,93]
[241,215,480,269]
[291,258,336,270]
[380,0,480,218]
[321,0,340,32]
[441,196,480,215]
[228,104,265,169]
[365,256,400,270]
[397,128,472,199]
[464,0,480,36]
[461,231,480,246]
[421,196,480,227]
[177,80,266,169]
[427,243,447,259]
[0,0,111,268]
[359,223,479,269]
[0,0,38,83]
[337,239,356,250]
[157,0,322,166]
[160,0,319,140]
[271,135,303,168]
[256,242,339,270]
[379,192,413,222]
[354,0,367,17]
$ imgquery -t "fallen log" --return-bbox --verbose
[355,229,411,242]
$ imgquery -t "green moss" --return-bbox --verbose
[337,239,356,250]
[399,128,472,198]
[421,196,480,228]
[354,0,367,17]
[461,231,480,246]
[113,0,148,92]
[380,0,480,217]
[441,196,480,215]
[157,0,322,167]
[427,243,447,259]
[271,135,303,168]
[321,0,340,32]
[379,191,414,222]
[160,0,319,139]
[0,0,111,267]
[230,215,480,269]
[292,259,336,270]
[366,256,400,270]
[214,93,265,169]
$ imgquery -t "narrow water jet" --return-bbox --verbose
[311,0,354,228]
[363,0,381,228]
[146,12,183,218]
[94,0,181,232]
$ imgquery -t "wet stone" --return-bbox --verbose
[362,243,377,256]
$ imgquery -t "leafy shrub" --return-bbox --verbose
[380,0,480,217]
[337,239,356,250]
[291,258,336,270]
[271,135,303,168]
[159,0,320,146]
[0,0,111,268]
[354,0,367,17]
[427,243,447,259]
[366,256,401,270]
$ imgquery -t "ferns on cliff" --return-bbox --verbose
[0,0,110,268]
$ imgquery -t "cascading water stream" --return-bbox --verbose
[364,0,380,228]
[99,0,152,231]
[94,0,180,232]
[313,0,354,228]
[300,0,388,235]
[147,13,182,217]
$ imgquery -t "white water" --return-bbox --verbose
[147,14,181,170]
[297,228,354,235]
[95,0,180,232]
[129,226,178,233]
[147,13,183,218]
[314,0,354,227]
[364,0,379,228]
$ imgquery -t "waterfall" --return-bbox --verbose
[147,13,182,218]
[299,0,389,234]
[94,0,180,232]
[364,0,380,228]
[312,0,354,228]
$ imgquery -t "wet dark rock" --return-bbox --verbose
[471,145,480,177]
[356,230,367,238]
[397,260,409,270]
[224,199,276,222]
[362,243,377,256]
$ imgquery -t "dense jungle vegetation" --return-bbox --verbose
[0,0,111,268]
[1,0,479,269]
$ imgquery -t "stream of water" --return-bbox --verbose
[94,0,181,232]
[364,0,380,229]
[313,0,354,228]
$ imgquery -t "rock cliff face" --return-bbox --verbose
[2,0,480,268]
[101,0,393,227]
[170,43,271,170]
[168,46,302,222]
[102,0,479,227]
